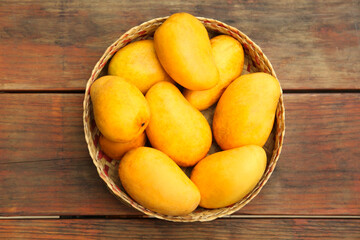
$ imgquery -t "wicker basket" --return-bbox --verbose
[83,16,285,222]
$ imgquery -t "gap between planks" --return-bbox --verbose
[1,89,360,94]
[0,215,359,220]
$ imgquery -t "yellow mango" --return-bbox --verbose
[90,75,150,142]
[154,12,219,90]
[108,40,172,94]
[99,132,146,160]
[145,81,212,167]
[119,147,200,216]
[191,145,266,209]
[213,72,281,150]
[184,35,244,110]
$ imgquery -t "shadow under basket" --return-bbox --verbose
[83,16,285,222]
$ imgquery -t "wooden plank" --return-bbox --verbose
[247,93,360,215]
[0,0,359,90]
[0,94,138,215]
[0,219,359,239]
[0,93,359,216]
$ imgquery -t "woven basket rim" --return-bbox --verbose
[83,16,285,222]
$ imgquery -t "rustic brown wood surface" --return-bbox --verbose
[0,93,359,216]
[0,0,359,91]
[1,0,359,238]
[0,219,359,239]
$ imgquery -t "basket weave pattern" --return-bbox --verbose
[83,17,285,222]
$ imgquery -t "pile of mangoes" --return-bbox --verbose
[90,13,281,216]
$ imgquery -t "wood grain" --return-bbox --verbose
[0,219,359,239]
[0,93,359,216]
[0,0,359,90]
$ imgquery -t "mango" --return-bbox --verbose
[191,145,267,209]
[119,147,200,216]
[184,35,244,110]
[154,12,219,90]
[99,132,146,160]
[108,40,172,94]
[90,75,150,142]
[213,72,281,150]
[145,81,212,167]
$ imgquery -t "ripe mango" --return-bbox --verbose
[145,81,212,167]
[99,132,146,160]
[119,147,200,216]
[108,40,172,94]
[154,12,219,90]
[191,145,266,209]
[90,75,150,142]
[184,35,244,110]
[213,72,281,150]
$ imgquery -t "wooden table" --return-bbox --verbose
[1,0,359,239]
